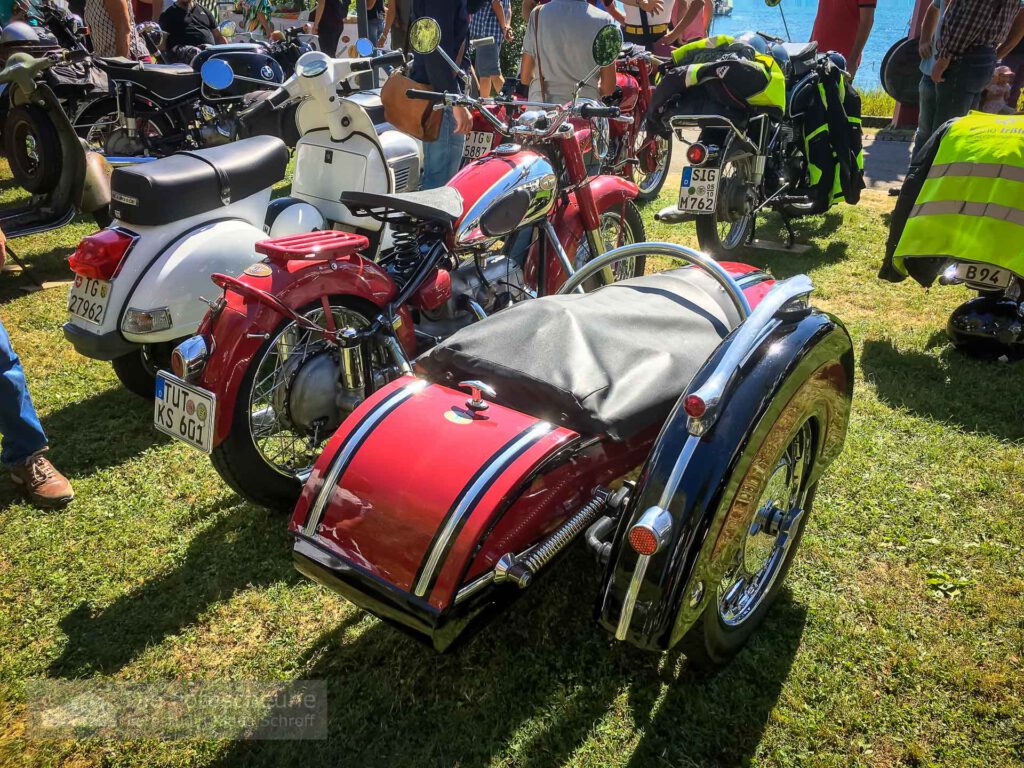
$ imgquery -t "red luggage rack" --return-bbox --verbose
[255,230,369,262]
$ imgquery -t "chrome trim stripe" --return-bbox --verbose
[302,379,427,536]
[413,421,553,598]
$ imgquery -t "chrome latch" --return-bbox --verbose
[458,380,496,414]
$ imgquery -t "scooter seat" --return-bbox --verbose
[417,267,745,441]
[339,188,464,225]
[109,135,289,226]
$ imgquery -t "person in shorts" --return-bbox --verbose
[469,0,511,96]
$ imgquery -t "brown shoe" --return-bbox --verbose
[10,454,74,508]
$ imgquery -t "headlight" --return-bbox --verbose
[122,307,172,334]
[295,51,329,78]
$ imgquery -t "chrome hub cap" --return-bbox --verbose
[718,423,812,627]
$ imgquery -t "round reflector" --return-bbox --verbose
[628,525,659,556]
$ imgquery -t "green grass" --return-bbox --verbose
[859,88,897,118]
[0,171,1022,768]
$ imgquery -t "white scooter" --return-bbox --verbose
[62,41,417,397]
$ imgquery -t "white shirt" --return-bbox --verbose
[622,3,673,26]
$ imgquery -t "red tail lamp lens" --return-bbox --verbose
[628,525,659,556]
[683,395,707,418]
[68,229,135,280]
[686,143,708,165]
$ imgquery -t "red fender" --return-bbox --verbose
[197,253,415,446]
[538,174,641,295]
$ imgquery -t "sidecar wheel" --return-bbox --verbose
[681,422,817,669]
[5,104,62,194]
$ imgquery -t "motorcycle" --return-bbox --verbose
[73,20,301,156]
[0,51,111,236]
[286,242,853,663]
[62,42,414,399]
[600,43,673,202]
[152,21,646,510]
[649,28,864,257]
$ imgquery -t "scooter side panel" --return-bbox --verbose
[290,377,576,610]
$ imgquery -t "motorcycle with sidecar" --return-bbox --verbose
[154,22,647,510]
[287,242,854,664]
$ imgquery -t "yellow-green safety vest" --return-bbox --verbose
[670,36,786,114]
[894,111,1024,276]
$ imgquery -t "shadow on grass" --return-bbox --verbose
[209,550,806,768]
[734,211,853,277]
[49,501,301,677]
[861,338,1024,442]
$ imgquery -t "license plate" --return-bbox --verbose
[952,262,1014,290]
[154,372,216,453]
[678,166,719,213]
[462,130,493,162]
[67,276,111,326]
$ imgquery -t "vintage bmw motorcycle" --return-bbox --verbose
[155,23,646,510]
[649,30,864,257]
[287,242,853,664]
[62,43,413,398]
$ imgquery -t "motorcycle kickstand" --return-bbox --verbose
[781,213,796,249]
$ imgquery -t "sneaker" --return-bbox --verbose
[10,454,74,508]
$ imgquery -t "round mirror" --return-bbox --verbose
[354,37,373,57]
[219,19,237,39]
[200,58,235,90]
[592,23,622,68]
[765,0,781,6]
[295,50,330,78]
[409,17,441,55]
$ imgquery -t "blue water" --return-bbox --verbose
[694,0,916,88]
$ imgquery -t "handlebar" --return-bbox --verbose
[757,30,785,44]
[406,88,447,104]
[579,103,620,120]
[351,50,407,72]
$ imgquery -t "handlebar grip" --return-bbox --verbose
[350,59,372,73]
[471,36,495,47]
[406,88,446,104]
[580,103,620,119]
[375,50,407,68]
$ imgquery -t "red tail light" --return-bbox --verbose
[686,143,708,165]
[683,394,707,418]
[68,229,136,280]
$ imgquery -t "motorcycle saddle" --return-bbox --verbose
[779,42,818,77]
[96,59,201,101]
[339,188,463,225]
[416,268,743,441]
[109,135,289,226]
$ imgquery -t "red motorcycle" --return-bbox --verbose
[158,92,645,509]
[599,44,673,202]
[289,243,854,664]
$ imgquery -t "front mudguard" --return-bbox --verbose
[597,309,854,651]
[197,254,414,446]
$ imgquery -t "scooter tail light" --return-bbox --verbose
[686,143,708,166]
[68,229,136,281]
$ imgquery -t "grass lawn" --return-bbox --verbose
[0,166,1022,768]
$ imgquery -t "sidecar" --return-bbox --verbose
[289,244,853,662]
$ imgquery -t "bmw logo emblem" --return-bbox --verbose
[260,65,275,80]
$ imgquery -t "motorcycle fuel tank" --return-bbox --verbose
[193,45,284,99]
[449,148,557,248]
[616,71,640,113]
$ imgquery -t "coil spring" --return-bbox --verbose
[389,221,422,289]
[516,490,610,577]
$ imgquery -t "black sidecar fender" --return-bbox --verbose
[596,309,854,651]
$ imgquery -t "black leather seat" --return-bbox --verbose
[780,41,818,77]
[417,268,743,440]
[96,60,202,101]
[340,188,464,225]
[109,135,289,225]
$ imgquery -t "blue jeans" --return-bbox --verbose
[368,16,384,46]
[0,319,47,467]
[421,107,466,190]
[912,47,996,162]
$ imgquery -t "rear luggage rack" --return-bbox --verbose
[255,230,369,262]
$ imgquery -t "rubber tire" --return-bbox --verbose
[111,348,159,400]
[635,134,672,203]
[680,483,818,671]
[92,206,113,229]
[585,199,647,279]
[695,210,753,260]
[4,104,62,194]
[210,297,378,513]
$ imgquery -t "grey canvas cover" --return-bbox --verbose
[417,268,744,440]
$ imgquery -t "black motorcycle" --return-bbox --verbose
[649,29,865,257]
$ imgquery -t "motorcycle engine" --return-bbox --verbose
[418,251,527,339]
[198,105,236,147]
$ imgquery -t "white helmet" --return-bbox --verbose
[1,21,41,44]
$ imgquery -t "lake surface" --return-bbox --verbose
[704,0,916,89]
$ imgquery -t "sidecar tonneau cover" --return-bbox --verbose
[417,268,742,440]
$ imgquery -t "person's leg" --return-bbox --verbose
[933,50,996,127]
[368,16,384,47]
[911,75,937,163]
[1004,52,1024,110]
[319,22,342,56]
[421,108,466,189]
[0,319,48,468]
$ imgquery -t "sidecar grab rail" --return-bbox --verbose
[684,274,814,436]
[555,242,752,321]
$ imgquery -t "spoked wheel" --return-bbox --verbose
[211,299,390,511]
[682,420,816,668]
[633,132,672,202]
[574,200,647,288]
[694,155,756,258]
